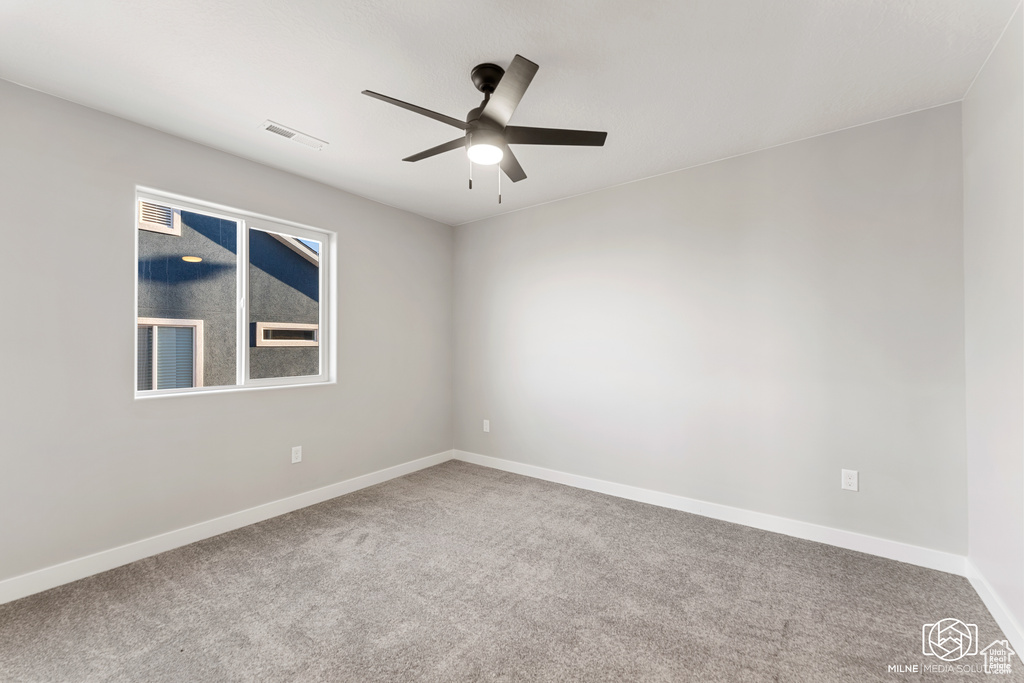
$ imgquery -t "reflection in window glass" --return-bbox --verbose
[248,228,320,379]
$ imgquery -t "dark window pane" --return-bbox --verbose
[264,328,316,341]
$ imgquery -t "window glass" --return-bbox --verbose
[265,328,316,342]
[156,326,195,389]
[136,192,331,396]
[137,210,237,389]
[248,228,321,380]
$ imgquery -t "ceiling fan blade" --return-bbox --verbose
[500,147,527,183]
[362,90,467,130]
[403,137,466,162]
[480,55,539,128]
[505,126,607,147]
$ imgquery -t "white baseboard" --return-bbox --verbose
[4,447,987,623]
[0,449,455,606]
[967,559,1024,655]
[454,450,967,576]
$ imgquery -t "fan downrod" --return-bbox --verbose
[471,63,505,94]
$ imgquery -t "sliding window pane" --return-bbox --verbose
[138,208,237,388]
[248,228,320,379]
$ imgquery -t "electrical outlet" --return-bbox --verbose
[291,446,302,464]
[841,469,858,491]
[483,419,490,433]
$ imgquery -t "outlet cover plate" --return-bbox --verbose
[841,469,858,491]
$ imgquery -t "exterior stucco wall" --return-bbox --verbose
[137,210,238,388]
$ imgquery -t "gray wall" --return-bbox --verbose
[454,104,967,553]
[0,67,993,588]
[0,79,454,582]
[964,5,1024,628]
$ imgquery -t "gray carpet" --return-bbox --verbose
[0,460,1018,682]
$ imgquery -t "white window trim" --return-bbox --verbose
[135,188,335,398]
[137,317,205,390]
[255,322,319,347]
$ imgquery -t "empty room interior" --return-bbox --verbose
[2,1,1023,680]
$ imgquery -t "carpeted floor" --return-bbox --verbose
[0,460,1018,682]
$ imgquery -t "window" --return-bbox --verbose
[136,189,332,396]
[137,318,204,390]
[255,322,319,346]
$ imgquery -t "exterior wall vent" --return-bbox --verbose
[138,200,181,236]
[260,120,328,151]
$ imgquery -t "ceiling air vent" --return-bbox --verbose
[260,120,328,151]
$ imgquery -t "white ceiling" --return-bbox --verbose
[0,0,1017,226]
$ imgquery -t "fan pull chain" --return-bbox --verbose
[498,166,502,204]
[468,159,473,190]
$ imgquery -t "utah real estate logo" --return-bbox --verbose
[886,618,1016,674]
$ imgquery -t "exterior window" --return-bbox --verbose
[137,319,204,391]
[136,190,332,396]
[255,322,319,346]
[248,227,322,379]
[137,201,238,390]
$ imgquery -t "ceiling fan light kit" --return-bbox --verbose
[466,130,504,165]
[363,54,607,203]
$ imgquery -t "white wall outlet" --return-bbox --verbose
[841,469,858,491]
[483,419,490,433]
[291,446,302,464]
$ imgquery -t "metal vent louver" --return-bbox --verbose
[138,200,181,235]
[260,120,328,151]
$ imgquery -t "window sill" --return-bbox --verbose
[134,377,335,400]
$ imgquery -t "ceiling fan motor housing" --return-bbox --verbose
[467,127,504,150]
[471,63,505,94]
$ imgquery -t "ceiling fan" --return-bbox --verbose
[362,55,606,200]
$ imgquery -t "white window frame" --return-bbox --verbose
[135,188,335,398]
[137,317,205,390]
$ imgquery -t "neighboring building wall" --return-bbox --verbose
[964,4,1024,641]
[138,214,323,386]
[454,103,967,553]
[138,211,238,388]
[248,229,320,380]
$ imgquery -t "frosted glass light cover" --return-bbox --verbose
[467,143,503,165]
